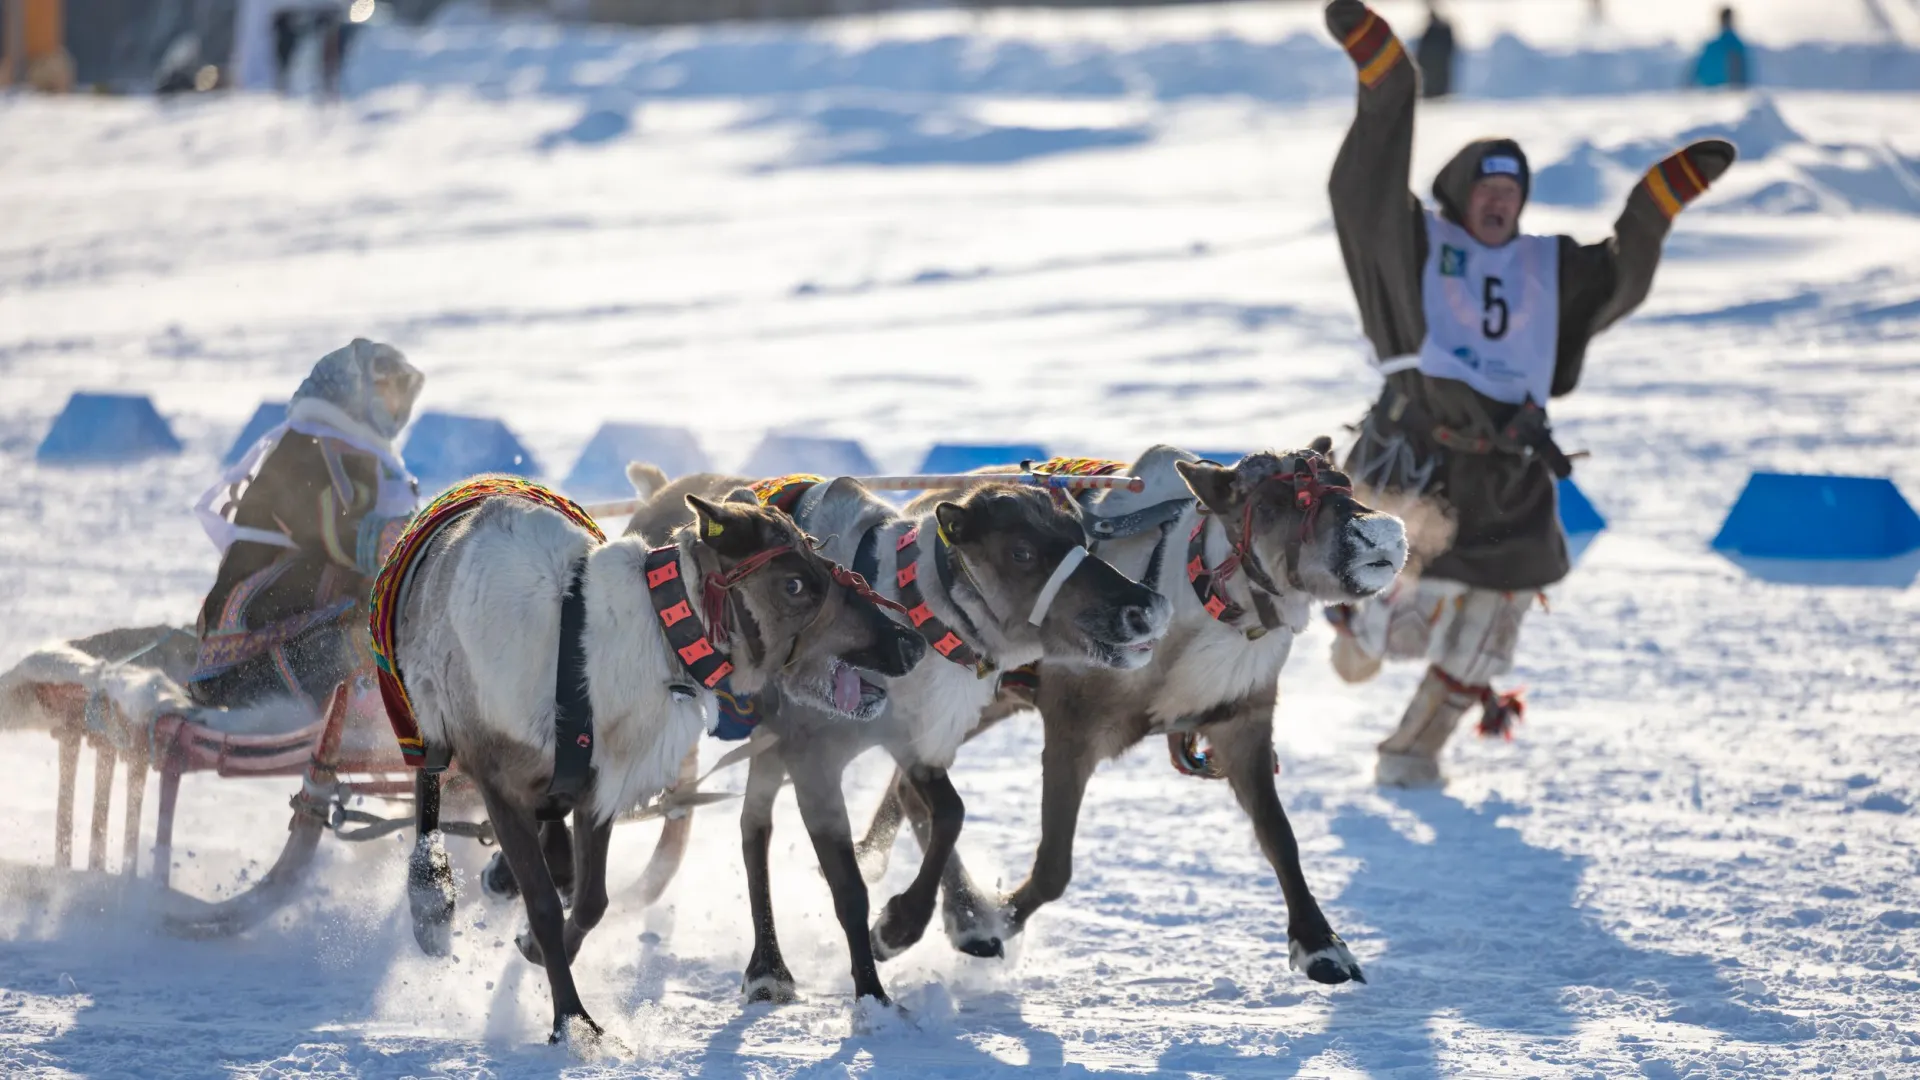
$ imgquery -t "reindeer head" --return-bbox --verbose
[683,495,923,722]
[931,484,1169,671]
[1175,439,1406,603]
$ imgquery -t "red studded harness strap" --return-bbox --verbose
[643,545,788,691]
[892,524,993,678]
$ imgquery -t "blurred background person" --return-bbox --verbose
[231,0,356,96]
[1414,0,1455,99]
[1691,6,1750,89]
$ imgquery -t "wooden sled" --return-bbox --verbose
[29,671,700,939]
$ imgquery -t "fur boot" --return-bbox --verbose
[1375,666,1474,788]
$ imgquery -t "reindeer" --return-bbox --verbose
[385,484,924,1043]
[621,469,1169,1007]
[856,443,1407,985]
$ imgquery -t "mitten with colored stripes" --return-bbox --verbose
[1630,140,1737,223]
[1325,0,1410,89]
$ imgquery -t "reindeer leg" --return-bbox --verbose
[406,770,457,957]
[476,780,598,1042]
[542,819,577,903]
[854,769,908,884]
[1208,692,1365,985]
[478,818,575,903]
[790,755,888,1005]
[740,751,795,1004]
[869,765,964,961]
[1003,718,1099,938]
[561,808,612,963]
[858,703,1021,885]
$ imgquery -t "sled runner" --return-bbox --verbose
[3,634,700,939]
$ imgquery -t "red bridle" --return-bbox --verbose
[700,543,908,647]
[1209,453,1353,593]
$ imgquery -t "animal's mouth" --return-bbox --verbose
[829,658,889,718]
[1340,558,1402,599]
[1088,636,1156,671]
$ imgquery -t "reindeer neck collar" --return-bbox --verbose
[1186,512,1284,640]
[643,537,786,693]
[858,520,997,679]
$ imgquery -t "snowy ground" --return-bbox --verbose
[2,4,1919,1077]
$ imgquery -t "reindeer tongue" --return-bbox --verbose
[833,661,863,713]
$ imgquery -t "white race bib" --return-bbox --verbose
[1416,213,1561,406]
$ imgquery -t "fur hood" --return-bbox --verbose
[292,338,424,444]
[1432,137,1530,227]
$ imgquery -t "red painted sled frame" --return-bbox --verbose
[31,679,694,938]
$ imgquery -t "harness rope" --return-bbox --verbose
[1187,451,1352,639]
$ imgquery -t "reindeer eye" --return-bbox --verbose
[783,576,807,598]
[1010,542,1035,565]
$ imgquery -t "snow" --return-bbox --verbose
[3,3,1920,1077]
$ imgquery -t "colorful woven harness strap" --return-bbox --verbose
[369,475,606,769]
[1028,457,1126,478]
[750,474,823,515]
[1027,457,1128,510]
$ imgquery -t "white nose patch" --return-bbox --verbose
[1029,546,1089,626]
[1354,516,1409,568]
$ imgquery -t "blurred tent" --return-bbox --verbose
[224,402,289,465]
[563,421,710,499]
[1557,476,1607,564]
[402,411,540,490]
[741,434,876,478]
[918,443,1048,475]
[37,392,183,464]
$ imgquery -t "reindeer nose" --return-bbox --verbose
[887,626,927,675]
[1120,604,1156,640]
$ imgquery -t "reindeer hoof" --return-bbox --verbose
[479,851,519,901]
[956,935,1004,959]
[943,895,1011,960]
[516,929,546,965]
[1374,750,1445,789]
[551,1012,608,1053]
[406,833,457,957]
[869,895,929,962]
[742,968,797,1005]
[1290,935,1365,985]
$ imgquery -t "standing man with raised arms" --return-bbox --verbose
[1319,0,1736,787]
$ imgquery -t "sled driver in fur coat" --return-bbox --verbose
[188,339,424,713]
[1320,0,1735,787]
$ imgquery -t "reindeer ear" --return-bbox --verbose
[1175,459,1238,513]
[933,501,970,544]
[685,494,766,558]
[1310,435,1334,455]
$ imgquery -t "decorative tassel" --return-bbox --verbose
[1477,688,1527,740]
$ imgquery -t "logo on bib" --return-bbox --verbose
[1439,245,1468,278]
[1451,345,1482,370]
